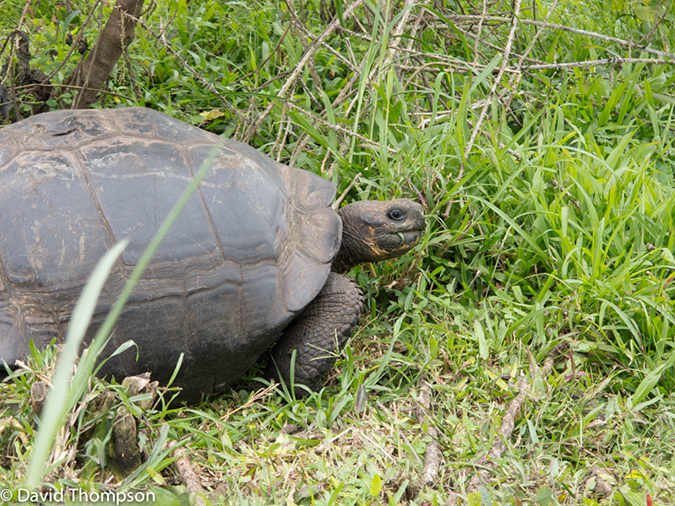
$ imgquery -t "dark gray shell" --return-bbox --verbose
[0,107,341,400]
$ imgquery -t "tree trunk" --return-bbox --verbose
[67,0,145,109]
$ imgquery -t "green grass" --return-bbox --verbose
[2,0,675,504]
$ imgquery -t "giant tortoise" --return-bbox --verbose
[0,107,425,402]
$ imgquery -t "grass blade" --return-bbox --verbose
[25,239,129,488]
[24,138,224,489]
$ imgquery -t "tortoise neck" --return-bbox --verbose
[331,249,355,274]
[331,205,374,273]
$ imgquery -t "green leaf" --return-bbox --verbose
[429,337,439,359]
[334,0,344,27]
[629,354,675,410]
[370,474,383,497]
[535,485,553,505]
[475,319,488,360]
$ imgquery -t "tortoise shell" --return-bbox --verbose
[0,107,341,400]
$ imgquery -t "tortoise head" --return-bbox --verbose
[332,199,426,274]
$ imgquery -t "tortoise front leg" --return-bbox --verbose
[265,272,363,394]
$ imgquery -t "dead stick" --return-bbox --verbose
[502,0,560,111]
[126,13,243,121]
[521,57,675,69]
[385,0,416,72]
[285,101,398,154]
[466,361,554,492]
[462,0,522,173]
[242,0,365,143]
[466,376,527,493]
[169,441,207,502]
[289,55,365,166]
[333,173,362,209]
[416,379,441,487]
[443,14,675,61]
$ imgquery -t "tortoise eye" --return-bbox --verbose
[387,208,406,221]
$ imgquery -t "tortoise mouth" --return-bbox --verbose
[374,228,424,259]
[386,229,423,246]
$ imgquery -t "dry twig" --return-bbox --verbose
[168,441,207,505]
[67,0,144,109]
[124,13,243,120]
[333,173,362,209]
[466,376,527,492]
[462,0,522,174]
[220,383,277,422]
[385,0,417,75]
[288,54,365,166]
[446,14,675,61]
[521,57,675,70]
[242,0,365,143]
[285,101,398,155]
[465,360,554,493]
[416,379,440,487]
[502,0,559,112]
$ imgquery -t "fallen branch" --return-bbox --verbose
[416,379,441,487]
[285,101,398,154]
[168,441,207,505]
[502,0,559,111]
[385,0,417,75]
[288,55,365,166]
[425,17,546,66]
[125,13,243,121]
[465,360,554,493]
[466,376,527,492]
[520,57,675,70]
[220,383,277,422]
[333,173,362,209]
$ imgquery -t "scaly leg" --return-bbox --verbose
[266,272,363,394]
